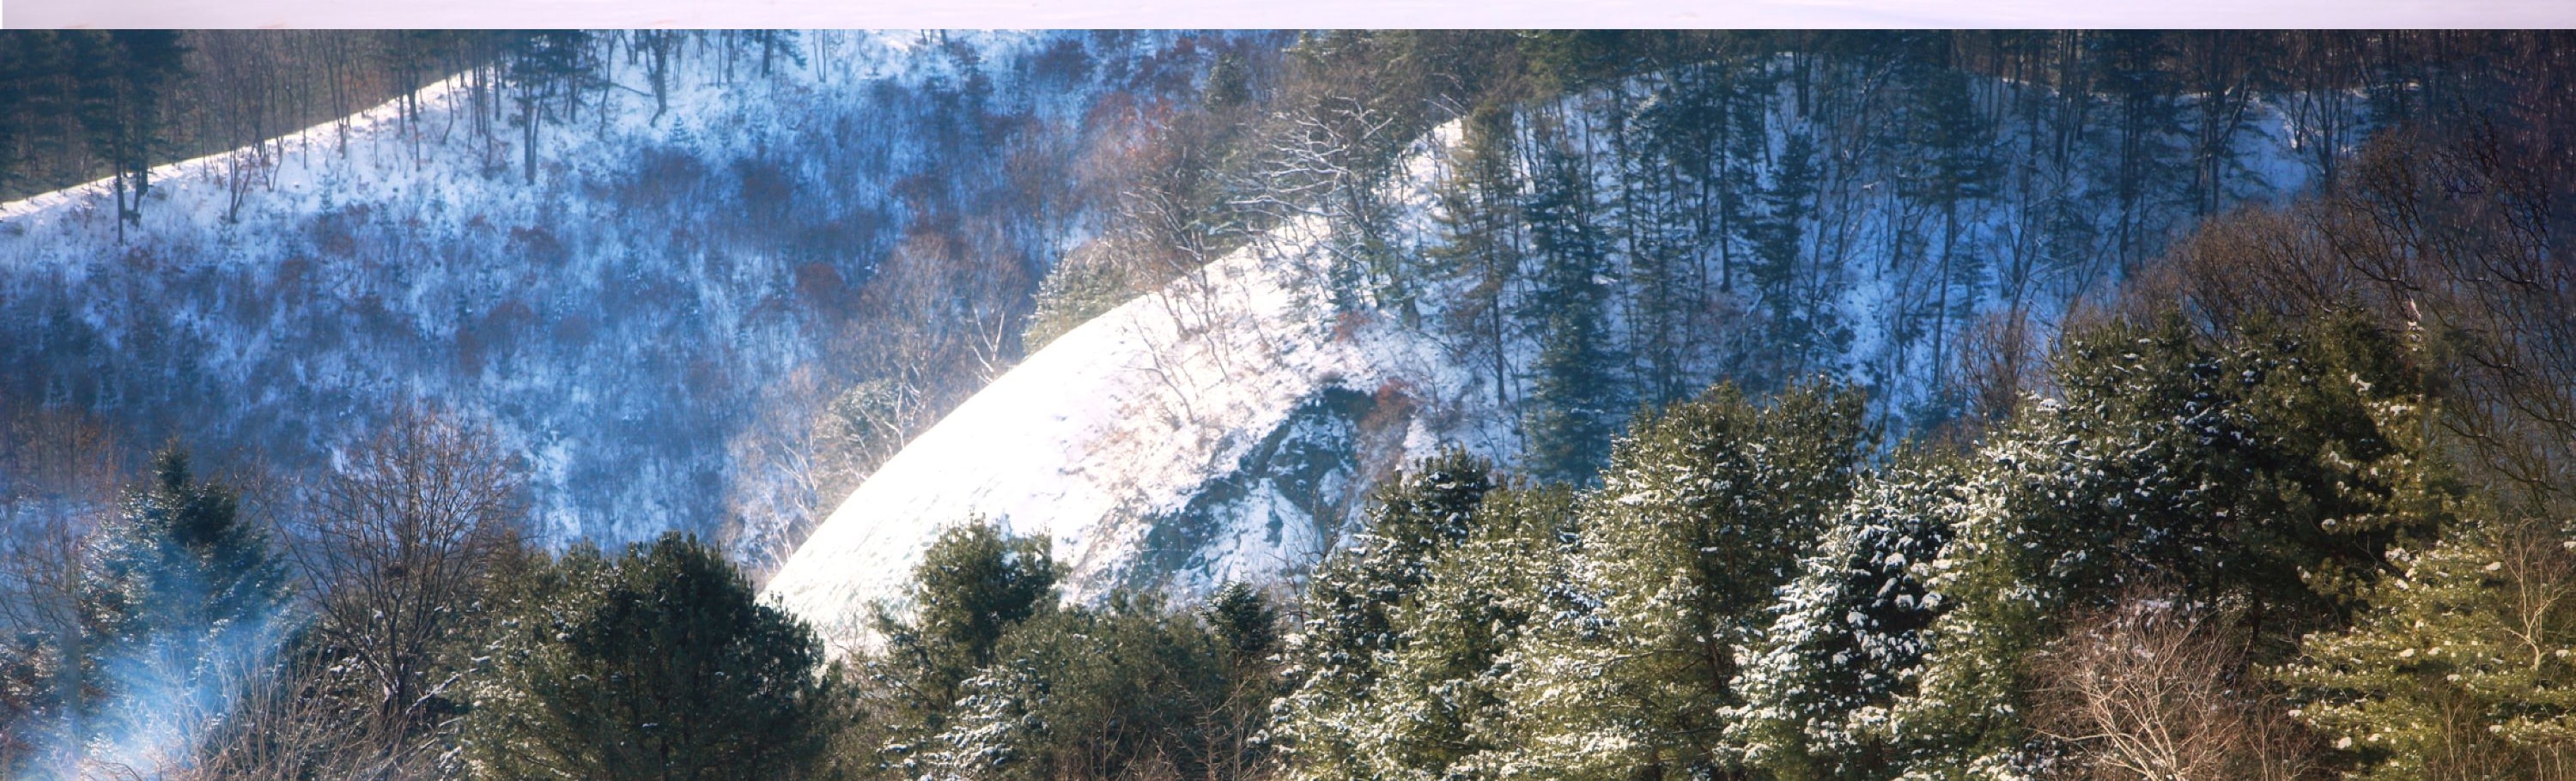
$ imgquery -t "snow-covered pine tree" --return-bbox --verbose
[2277,512,2576,780]
[1501,380,1868,781]
[1276,450,1495,781]
[1888,312,2445,778]
[927,593,1236,781]
[1364,483,1576,781]
[1731,451,1965,781]
[859,522,1060,778]
[29,448,293,776]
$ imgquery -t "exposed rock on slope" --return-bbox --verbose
[762,130,1518,649]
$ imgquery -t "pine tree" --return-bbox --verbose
[1900,65,1997,403]
[1890,312,2446,778]
[1202,582,1285,781]
[2278,513,2576,780]
[1746,130,1842,382]
[465,533,835,781]
[857,521,1058,778]
[0,447,292,778]
[1276,450,1494,781]
[1504,380,1868,781]
[505,32,595,185]
[1732,452,1964,781]
[1631,57,1760,405]
[1370,483,1575,781]
[2086,31,2187,275]
[927,594,1236,781]
[64,32,185,241]
[1430,103,1525,411]
[1519,121,1622,484]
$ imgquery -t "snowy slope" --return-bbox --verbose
[762,123,1515,650]
[763,66,2342,650]
[0,31,1230,554]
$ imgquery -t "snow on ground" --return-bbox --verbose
[763,64,2343,650]
[0,32,1206,551]
[762,120,1510,651]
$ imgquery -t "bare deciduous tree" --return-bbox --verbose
[2028,596,2320,781]
[289,407,525,768]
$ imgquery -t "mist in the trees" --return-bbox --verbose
[1,28,2572,781]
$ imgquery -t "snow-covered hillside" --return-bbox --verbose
[0,33,2355,651]
[0,32,1241,555]
[762,122,1517,649]
[764,62,2346,648]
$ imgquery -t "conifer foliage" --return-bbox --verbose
[0,447,292,779]
[1276,449,1498,781]
[1501,381,1868,780]
[465,533,835,781]
[1890,312,2445,778]
[3,28,2575,781]
[2279,514,2576,780]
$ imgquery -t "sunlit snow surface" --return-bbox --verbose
[762,122,1516,651]
[762,66,2345,650]
[0,31,1154,548]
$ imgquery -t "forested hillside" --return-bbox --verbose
[0,32,477,203]
[1,29,2573,781]
[773,30,2541,628]
[0,30,1276,569]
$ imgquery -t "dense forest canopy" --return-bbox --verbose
[0,28,2572,781]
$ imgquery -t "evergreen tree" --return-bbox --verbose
[1430,103,1525,411]
[91,449,290,760]
[1519,122,1622,484]
[65,32,186,241]
[926,594,1236,781]
[1631,57,1764,404]
[1276,450,1494,781]
[2086,31,2188,275]
[1205,52,1252,112]
[1503,381,1868,781]
[1367,483,1575,781]
[465,533,835,781]
[1204,580,1279,664]
[2279,512,2576,780]
[1732,452,1964,781]
[857,521,1059,778]
[1201,581,1285,781]
[1716,59,1773,295]
[1890,312,2446,778]
[0,33,59,198]
[0,447,291,778]
[505,31,595,185]
[1899,65,1997,403]
[1745,130,1842,382]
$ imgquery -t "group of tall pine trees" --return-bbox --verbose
[0,32,185,238]
[1267,310,2571,780]
[2,28,2571,781]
